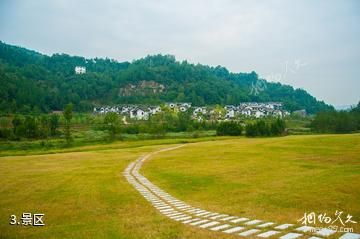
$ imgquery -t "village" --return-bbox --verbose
[93,102,290,121]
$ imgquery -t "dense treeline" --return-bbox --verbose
[0,114,59,140]
[245,119,286,137]
[310,102,360,133]
[0,106,288,142]
[0,41,333,114]
[216,121,243,136]
[0,109,217,141]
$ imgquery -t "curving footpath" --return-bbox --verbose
[123,145,359,239]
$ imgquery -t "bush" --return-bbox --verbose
[246,119,286,137]
[216,121,243,136]
[123,125,140,134]
[311,110,359,133]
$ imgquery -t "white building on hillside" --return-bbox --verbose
[75,66,86,74]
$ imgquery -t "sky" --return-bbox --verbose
[0,0,359,107]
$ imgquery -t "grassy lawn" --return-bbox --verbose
[0,135,224,157]
[0,138,237,239]
[0,134,359,238]
[143,134,360,233]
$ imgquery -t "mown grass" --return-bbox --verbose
[0,138,240,239]
[0,134,359,238]
[143,134,360,234]
[0,135,225,157]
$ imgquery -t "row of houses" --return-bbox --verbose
[93,102,290,120]
[225,102,290,118]
[93,103,191,120]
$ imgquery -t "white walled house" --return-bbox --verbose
[225,109,235,119]
[193,107,207,115]
[75,66,86,74]
[241,108,252,116]
[93,102,289,120]
[254,110,265,118]
[148,106,161,115]
[273,109,283,117]
[130,108,149,120]
[179,106,187,112]
[168,103,176,109]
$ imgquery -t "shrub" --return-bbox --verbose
[216,121,243,136]
[246,119,286,137]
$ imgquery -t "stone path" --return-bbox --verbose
[123,145,359,239]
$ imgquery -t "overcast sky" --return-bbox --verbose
[1,0,359,106]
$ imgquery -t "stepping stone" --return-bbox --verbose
[204,213,219,218]
[196,211,212,217]
[183,218,201,224]
[187,209,199,213]
[275,224,294,230]
[339,233,360,239]
[257,230,280,238]
[177,205,191,209]
[199,221,220,228]
[160,208,174,212]
[280,232,303,239]
[166,212,182,217]
[223,226,245,234]
[162,211,177,215]
[170,214,186,219]
[210,224,231,231]
[221,216,238,221]
[239,229,261,236]
[211,214,229,220]
[162,210,177,215]
[296,226,315,232]
[257,222,275,228]
[315,228,336,237]
[157,206,171,209]
[231,217,249,223]
[174,216,192,221]
[192,209,204,214]
[190,219,209,226]
[308,237,323,239]
[245,219,262,225]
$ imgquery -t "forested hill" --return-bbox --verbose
[0,41,333,114]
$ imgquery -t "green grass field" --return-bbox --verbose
[0,134,359,238]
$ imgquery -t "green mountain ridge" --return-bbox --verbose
[0,41,333,114]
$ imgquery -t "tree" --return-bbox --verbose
[311,111,358,133]
[256,120,270,136]
[12,115,24,138]
[245,119,285,137]
[245,123,258,137]
[104,112,119,140]
[177,111,192,132]
[49,114,59,136]
[216,121,242,136]
[24,116,38,138]
[39,115,49,139]
[211,105,225,121]
[0,41,334,114]
[63,103,73,144]
[147,112,167,137]
[270,118,286,136]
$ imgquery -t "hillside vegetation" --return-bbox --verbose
[0,41,333,113]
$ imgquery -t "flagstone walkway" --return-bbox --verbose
[123,145,359,239]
